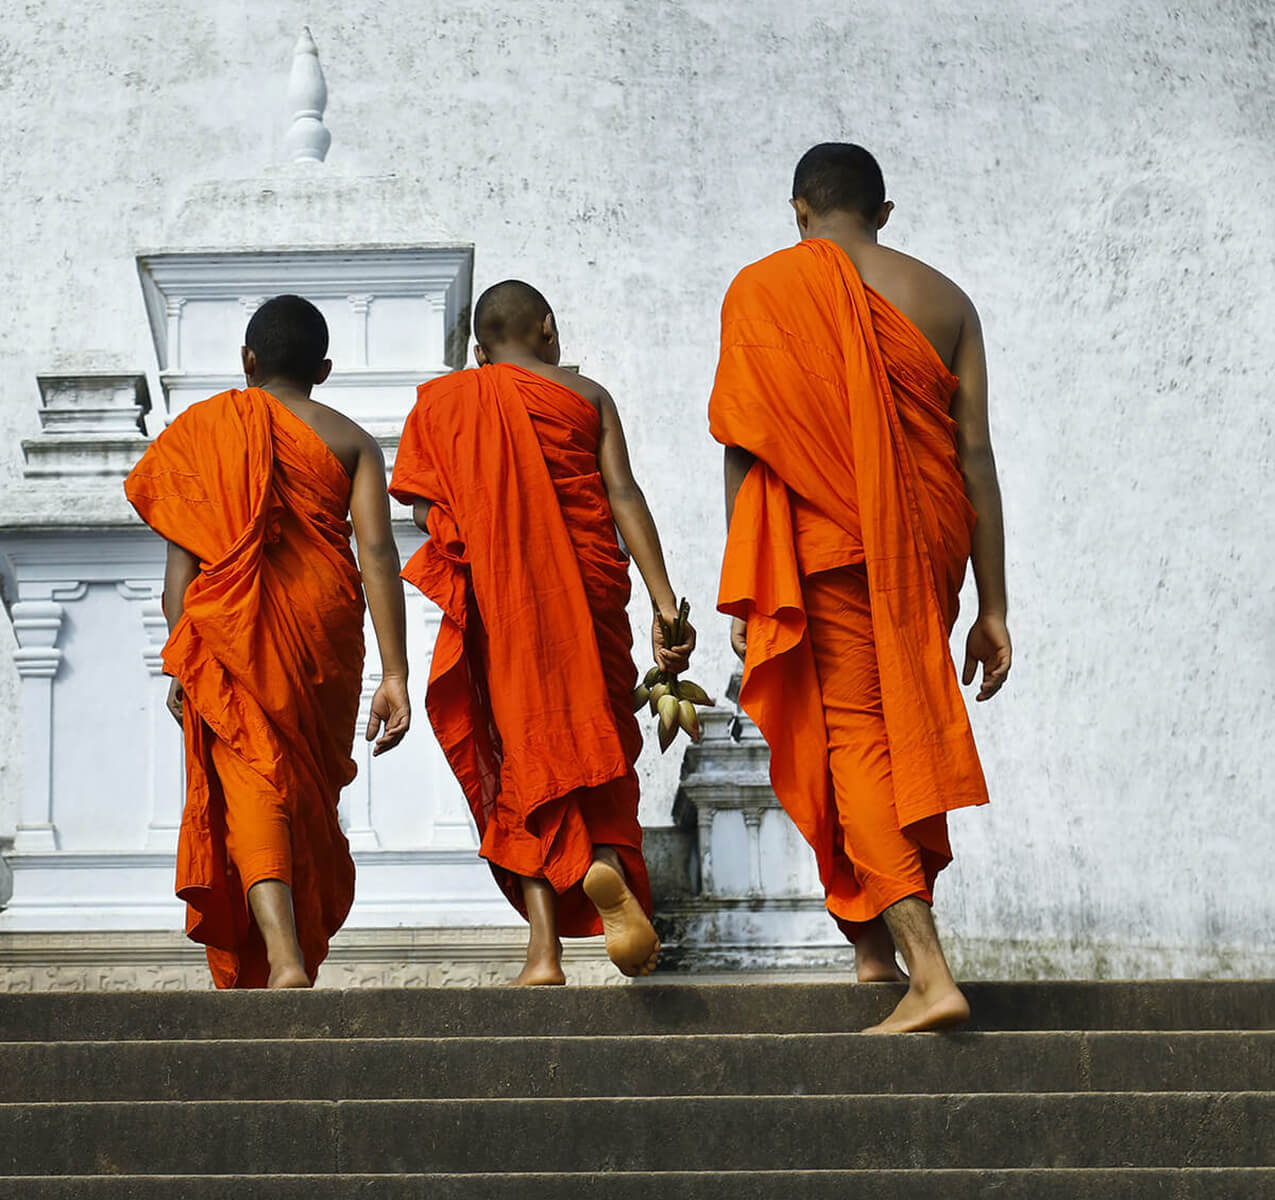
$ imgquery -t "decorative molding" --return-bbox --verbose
[115,579,161,603]
[136,247,473,421]
[22,374,151,480]
[285,26,331,164]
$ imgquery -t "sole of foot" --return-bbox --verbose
[267,965,312,989]
[862,985,970,1034]
[583,859,660,977]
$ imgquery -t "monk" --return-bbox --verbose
[124,294,411,989]
[711,144,1012,1032]
[390,280,695,985]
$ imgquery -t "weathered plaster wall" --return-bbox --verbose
[1,1,1271,973]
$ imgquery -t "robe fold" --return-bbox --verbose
[124,387,362,988]
[390,362,649,935]
[709,238,987,933]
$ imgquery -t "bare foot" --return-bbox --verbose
[583,859,660,977]
[510,941,566,986]
[862,981,969,1033]
[267,963,311,989]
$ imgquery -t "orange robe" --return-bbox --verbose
[709,238,988,938]
[390,362,650,935]
[124,388,362,987]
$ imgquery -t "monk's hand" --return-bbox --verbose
[653,611,696,675]
[962,613,1012,702]
[165,677,184,726]
[367,674,411,755]
[730,617,748,663]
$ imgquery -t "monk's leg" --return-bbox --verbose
[864,898,968,1033]
[245,879,310,989]
[512,875,566,986]
[855,917,906,983]
[211,739,306,989]
[806,568,908,985]
[584,845,660,977]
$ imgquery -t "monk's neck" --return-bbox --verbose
[249,379,313,406]
[803,217,880,257]
[482,349,548,371]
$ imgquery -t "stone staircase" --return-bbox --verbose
[0,981,1271,1196]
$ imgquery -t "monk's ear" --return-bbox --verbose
[543,312,557,344]
[878,200,894,231]
[790,196,810,235]
[314,359,333,386]
[474,343,490,367]
[241,346,256,380]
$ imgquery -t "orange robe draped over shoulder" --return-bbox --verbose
[124,388,363,988]
[709,239,987,931]
[390,363,649,935]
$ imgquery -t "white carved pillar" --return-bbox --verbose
[239,295,266,322]
[164,297,186,374]
[11,600,66,851]
[140,600,183,851]
[743,807,763,897]
[697,807,715,895]
[347,294,372,367]
[285,27,331,164]
[425,292,447,367]
[343,675,382,851]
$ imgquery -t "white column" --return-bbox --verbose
[11,600,65,852]
[743,806,763,897]
[697,807,715,895]
[164,297,186,373]
[343,674,382,851]
[348,294,372,368]
[140,600,183,851]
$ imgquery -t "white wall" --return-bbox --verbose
[1,1,1271,972]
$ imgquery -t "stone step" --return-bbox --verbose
[3,1031,1272,1101]
[1,1094,1271,1175]
[2,980,1272,1042]
[0,1170,1272,1200]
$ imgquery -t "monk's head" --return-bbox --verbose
[791,143,894,239]
[241,295,333,393]
[472,280,559,367]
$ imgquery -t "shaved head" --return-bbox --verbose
[793,143,887,222]
[244,294,329,385]
[473,280,553,349]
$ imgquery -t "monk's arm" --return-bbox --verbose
[349,437,412,753]
[162,541,200,635]
[595,390,695,673]
[161,541,200,724]
[951,301,1012,701]
[723,445,755,525]
[722,446,755,661]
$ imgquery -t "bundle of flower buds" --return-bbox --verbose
[632,598,715,752]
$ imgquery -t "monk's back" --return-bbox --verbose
[831,241,967,370]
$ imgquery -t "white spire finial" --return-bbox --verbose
[285,26,331,164]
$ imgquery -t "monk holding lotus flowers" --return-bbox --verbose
[391,280,695,984]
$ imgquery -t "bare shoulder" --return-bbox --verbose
[543,364,610,412]
[880,246,973,316]
[859,245,978,366]
[305,400,381,473]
